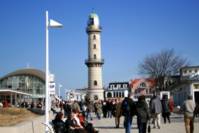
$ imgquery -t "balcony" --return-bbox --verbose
[85,58,104,66]
[86,25,102,33]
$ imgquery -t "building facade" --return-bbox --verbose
[171,66,199,105]
[0,68,45,106]
[85,12,104,100]
[65,88,87,101]
[130,78,156,100]
[104,82,129,100]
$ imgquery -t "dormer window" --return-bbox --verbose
[140,82,146,88]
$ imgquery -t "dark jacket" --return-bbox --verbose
[121,97,136,116]
[161,99,170,113]
[136,97,150,123]
[52,119,65,133]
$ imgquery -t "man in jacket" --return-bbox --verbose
[150,94,162,129]
[122,93,136,133]
[181,95,196,133]
[115,98,122,128]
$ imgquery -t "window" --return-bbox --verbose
[195,69,198,73]
[140,82,146,88]
[88,18,94,25]
[116,92,119,97]
[119,92,122,97]
[94,95,98,100]
[194,84,199,89]
[93,44,96,49]
[107,92,112,98]
[111,85,114,89]
[94,54,97,59]
[93,35,96,40]
[122,92,124,97]
[184,70,187,74]
[94,80,97,86]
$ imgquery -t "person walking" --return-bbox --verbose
[107,100,113,118]
[161,95,171,123]
[102,100,107,118]
[115,98,122,128]
[86,100,94,121]
[194,103,199,118]
[168,96,175,113]
[150,93,162,129]
[94,101,102,120]
[181,95,196,133]
[121,93,136,133]
[136,95,150,133]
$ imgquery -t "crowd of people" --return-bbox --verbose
[50,93,199,133]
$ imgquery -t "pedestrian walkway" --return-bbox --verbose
[93,117,199,133]
[0,113,198,133]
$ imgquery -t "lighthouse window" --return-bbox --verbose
[94,54,97,59]
[93,44,96,49]
[94,80,98,86]
[93,35,96,40]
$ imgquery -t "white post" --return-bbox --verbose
[45,10,50,133]
[58,84,62,98]
[59,84,61,98]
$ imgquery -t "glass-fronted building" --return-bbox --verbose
[0,68,45,106]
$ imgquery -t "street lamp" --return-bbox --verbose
[45,10,63,132]
[58,84,63,98]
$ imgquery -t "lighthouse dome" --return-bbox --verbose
[87,12,100,27]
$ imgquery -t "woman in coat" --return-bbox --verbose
[161,95,171,124]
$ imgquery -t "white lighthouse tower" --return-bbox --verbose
[85,12,104,100]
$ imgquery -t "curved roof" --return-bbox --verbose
[88,12,100,27]
[0,68,45,81]
[89,13,99,19]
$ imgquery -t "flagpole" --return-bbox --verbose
[45,10,50,133]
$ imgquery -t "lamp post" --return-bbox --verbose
[58,84,63,98]
[45,10,63,132]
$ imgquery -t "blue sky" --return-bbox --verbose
[0,0,199,96]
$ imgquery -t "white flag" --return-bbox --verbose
[49,19,63,28]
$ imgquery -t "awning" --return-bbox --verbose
[0,89,32,96]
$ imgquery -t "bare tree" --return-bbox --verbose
[139,49,189,91]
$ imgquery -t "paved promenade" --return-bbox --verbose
[0,113,198,133]
[93,116,199,133]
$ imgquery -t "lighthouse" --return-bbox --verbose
[85,13,104,100]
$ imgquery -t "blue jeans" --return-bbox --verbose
[124,115,132,133]
[107,110,112,118]
[96,112,101,120]
[86,111,93,120]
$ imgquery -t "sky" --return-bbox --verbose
[0,0,199,97]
